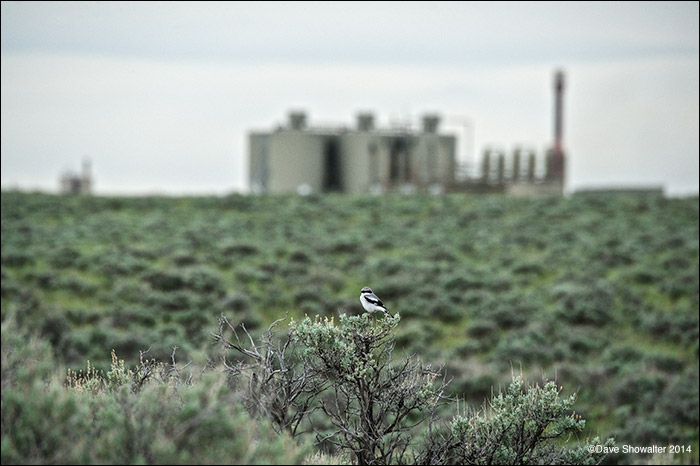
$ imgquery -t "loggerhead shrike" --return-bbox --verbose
[360,287,389,316]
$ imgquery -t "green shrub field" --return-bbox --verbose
[1,191,698,464]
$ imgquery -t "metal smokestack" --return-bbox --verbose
[551,69,565,181]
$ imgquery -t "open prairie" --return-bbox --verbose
[2,191,697,464]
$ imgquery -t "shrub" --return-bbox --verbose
[220,240,259,257]
[145,269,185,292]
[420,377,614,465]
[551,281,614,326]
[1,316,310,465]
[48,245,82,269]
[291,313,449,464]
[216,313,612,465]
[1,252,35,268]
[466,319,499,340]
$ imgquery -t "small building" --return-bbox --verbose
[249,112,457,194]
[59,159,92,195]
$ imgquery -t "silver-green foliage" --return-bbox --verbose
[445,377,614,465]
[1,312,310,465]
[291,313,446,464]
[288,314,613,465]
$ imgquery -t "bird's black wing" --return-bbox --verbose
[365,295,386,309]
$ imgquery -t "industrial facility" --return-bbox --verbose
[456,69,566,195]
[249,70,567,195]
[59,159,93,195]
[249,112,457,194]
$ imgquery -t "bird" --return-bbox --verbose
[360,286,390,316]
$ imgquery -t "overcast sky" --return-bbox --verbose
[2,1,698,195]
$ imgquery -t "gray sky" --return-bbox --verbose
[2,1,698,195]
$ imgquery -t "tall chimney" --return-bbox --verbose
[551,70,565,180]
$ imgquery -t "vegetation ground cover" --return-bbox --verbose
[1,191,698,464]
